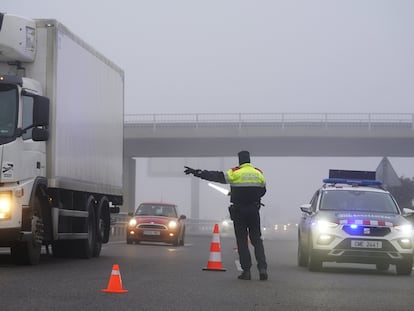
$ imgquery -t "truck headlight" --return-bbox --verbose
[0,191,12,220]
[128,218,137,227]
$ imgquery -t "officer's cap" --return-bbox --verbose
[238,150,250,165]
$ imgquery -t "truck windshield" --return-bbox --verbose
[0,84,18,139]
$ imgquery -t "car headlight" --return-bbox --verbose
[128,218,137,227]
[0,191,12,220]
[168,220,177,229]
[313,220,338,232]
[395,224,412,235]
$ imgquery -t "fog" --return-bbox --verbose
[2,1,414,225]
[3,1,414,114]
[135,156,414,225]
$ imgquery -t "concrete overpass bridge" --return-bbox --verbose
[122,112,414,212]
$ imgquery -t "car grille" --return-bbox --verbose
[342,225,391,237]
[138,224,167,230]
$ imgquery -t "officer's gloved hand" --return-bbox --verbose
[184,166,202,177]
[184,166,194,175]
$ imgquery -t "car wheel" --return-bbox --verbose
[126,239,133,244]
[179,229,185,246]
[376,263,390,271]
[396,258,413,276]
[308,247,322,271]
[297,235,308,267]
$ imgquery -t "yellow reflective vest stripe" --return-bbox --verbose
[224,163,266,188]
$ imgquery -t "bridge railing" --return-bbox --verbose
[125,113,414,129]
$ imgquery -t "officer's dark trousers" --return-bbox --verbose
[233,205,267,272]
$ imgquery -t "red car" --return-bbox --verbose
[126,202,186,246]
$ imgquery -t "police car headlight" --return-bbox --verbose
[128,218,137,227]
[314,220,338,232]
[317,234,334,245]
[394,224,412,235]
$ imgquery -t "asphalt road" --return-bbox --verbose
[0,233,413,311]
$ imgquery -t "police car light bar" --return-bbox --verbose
[324,169,382,186]
[328,169,376,180]
[323,178,383,186]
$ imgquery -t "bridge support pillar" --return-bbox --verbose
[190,177,200,219]
[123,156,136,213]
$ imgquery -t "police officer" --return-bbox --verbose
[184,150,268,281]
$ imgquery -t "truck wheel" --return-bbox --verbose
[52,241,71,257]
[11,209,43,265]
[376,263,390,271]
[11,240,41,265]
[77,196,96,259]
[93,198,109,257]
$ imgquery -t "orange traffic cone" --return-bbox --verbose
[203,223,226,271]
[101,264,128,293]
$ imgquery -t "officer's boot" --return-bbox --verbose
[259,268,268,281]
[238,270,251,280]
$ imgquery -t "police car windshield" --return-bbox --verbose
[320,190,399,214]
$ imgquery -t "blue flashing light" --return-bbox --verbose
[323,178,382,186]
[350,224,358,229]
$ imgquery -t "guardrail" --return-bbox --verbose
[109,215,223,241]
[125,112,414,129]
[109,214,297,241]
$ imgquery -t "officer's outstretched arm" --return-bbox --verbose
[198,170,226,183]
[184,167,226,183]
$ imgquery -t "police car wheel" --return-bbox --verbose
[396,258,413,276]
[308,248,322,271]
[297,240,308,267]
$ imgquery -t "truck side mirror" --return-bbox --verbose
[32,127,49,141]
[33,95,49,127]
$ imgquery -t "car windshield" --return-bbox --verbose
[320,190,399,214]
[135,204,177,217]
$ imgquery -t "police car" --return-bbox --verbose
[298,170,414,275]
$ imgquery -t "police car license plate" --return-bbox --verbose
[351,240,382,249]
[143,230,160,236]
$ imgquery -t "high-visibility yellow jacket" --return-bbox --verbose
[225,163,266,205]
[198,163,266,206]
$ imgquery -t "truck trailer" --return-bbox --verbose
[0,13,124,264]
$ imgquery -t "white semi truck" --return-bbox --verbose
[0,13,124,264]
